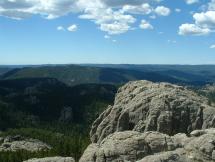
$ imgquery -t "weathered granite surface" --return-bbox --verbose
[80,81,215,162]
[90,80,215,143]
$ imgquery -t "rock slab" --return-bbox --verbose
[0,135,51,152]
[80,129,215,162]
[24,157,75,162]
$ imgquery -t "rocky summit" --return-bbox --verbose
[80,80,215,162]
[90,80,215,143]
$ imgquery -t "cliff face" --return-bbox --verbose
[80,80,215,162]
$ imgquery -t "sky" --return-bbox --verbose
[0,0,215,65]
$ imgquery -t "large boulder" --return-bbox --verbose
[80,129,215,162]
[90,80,215,143]
[80,131,179,162]
[0,135,51,152]
[24,157,75,162]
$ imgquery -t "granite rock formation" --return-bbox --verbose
[90,80,215,143]
[80,80,215,162]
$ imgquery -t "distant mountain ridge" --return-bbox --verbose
[1,64,213,86]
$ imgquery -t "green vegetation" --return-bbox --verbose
[0,78,117,162]
[0,127,90,162]
[1,65,189,87]
[196,85,215,106]
[1,65,215,161]
[0,78,116,127]
[1,66,100,86]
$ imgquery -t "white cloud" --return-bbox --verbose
[179,1,215,36]
[100,22,132,35]
[67,24,78,32]
[139,19,153,30]
[178,23,211,35]
[154,6,171,16]
[122,3,152,15]
[80,7,136,35]
[101,0,162,7]
[185,0,199,5]
[57,26,65,31]
[193,11,215,29]
[210,44,215,48]
[208,0,215,10]
[0,0,80,20]
[0,0,170,35]
[175,8,181,13]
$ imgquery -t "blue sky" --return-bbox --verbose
[0,0,215,65]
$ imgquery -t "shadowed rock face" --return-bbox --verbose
[80,129,215,162]
[90,80,215,143]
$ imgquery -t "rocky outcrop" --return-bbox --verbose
[24,157,75,162]
[80,80,215,162]
[0,135,51,152]
[80,129,215,162]
[90,80,215,143]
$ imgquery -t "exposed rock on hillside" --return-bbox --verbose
[0,135,51,152]
[90,80,215,143]
[80,129,215,162]
[24,157,75,162]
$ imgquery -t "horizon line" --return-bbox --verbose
[1,63,215,66]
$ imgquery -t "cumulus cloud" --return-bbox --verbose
[139,19,153,30]
[67,24,78,32]
[0,0,80,19]
[122,3,152,15]
[193,11,215,28]
[154,6,171,16]
[0,0,171,35]
[179,1,215,36]
[185,0,199,5]
[178,23,211,35]
[79,6,136,35]
[100,22,133,35]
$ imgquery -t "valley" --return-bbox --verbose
[0,65,215,162]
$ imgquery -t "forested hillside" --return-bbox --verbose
[0,65,215,161]
[2,65,214,86]
[1,65,195,87]
[0,78,117,161]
